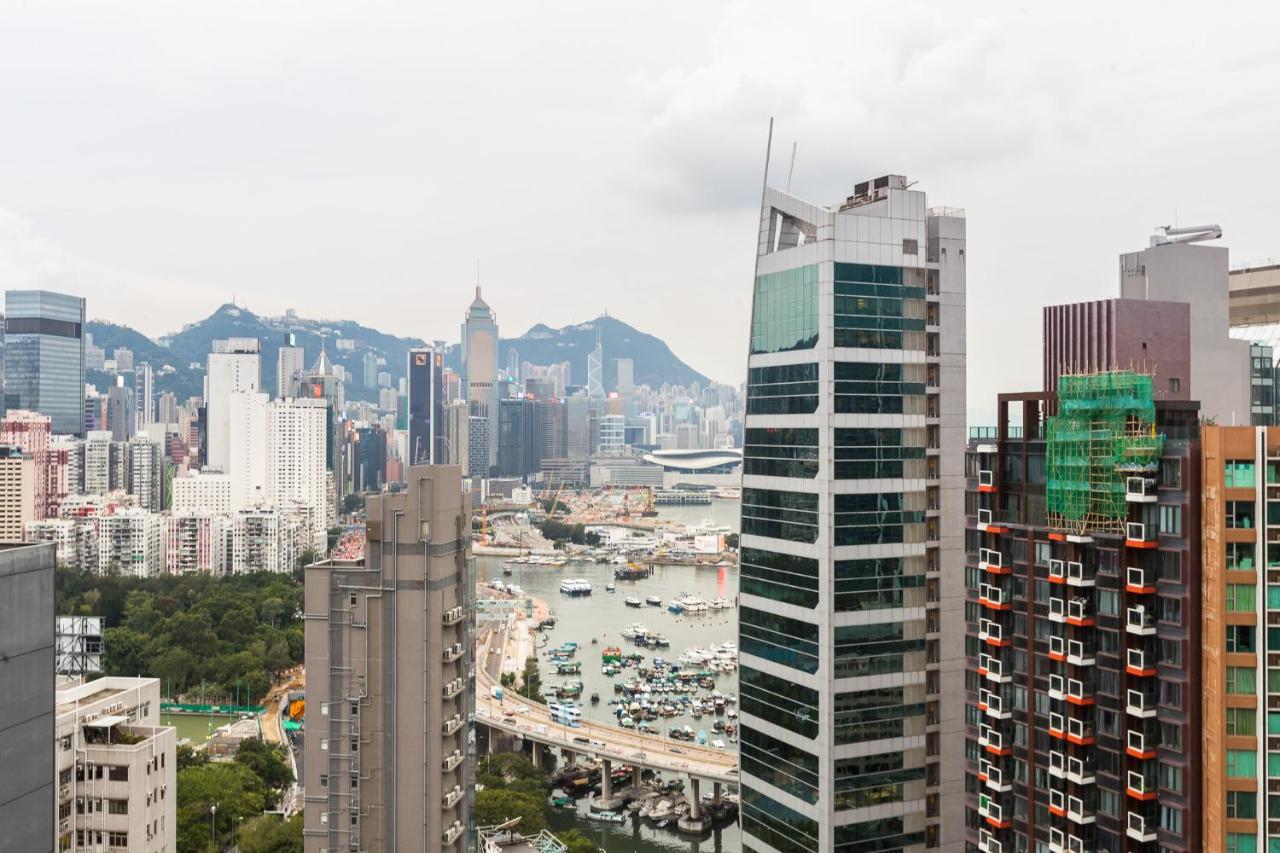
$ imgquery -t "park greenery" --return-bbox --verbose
[517,655,545,703]
[55,567,303,704]
[475,752,596,853]
[537,518,602,546]
[175,739,298,852]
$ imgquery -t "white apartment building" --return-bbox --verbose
[96,509,163,577]
[205,338,261,474]
[54,677,175,853]
[26,518,95,571]
[228,391,269,509]
[125,436,164,512]
[0,447,35,543]
[83,431,124,495]
[230,504,308,574]
[171,470,233,514]
[164,511,230,575]
[277,343,304,399]
[266,398,329,550]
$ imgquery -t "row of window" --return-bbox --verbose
[743,426,927,481]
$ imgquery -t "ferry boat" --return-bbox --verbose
[555,661,582,675]
[558,578,593,596]
[621,624,649,640]
[625,597,642,608]
[601,646,622,663]
[646,595,663,606]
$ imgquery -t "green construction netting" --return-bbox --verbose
[1045,371,1164,534]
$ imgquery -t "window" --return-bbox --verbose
[1097,589,1119,616]
[1228,625,1258,653]
[107,766,128,782]
[1160,457,1182,488]
[1159,762,1184,794]
[1229,584,1258,613]
[108,834,127,848]
[1226,461,1258,489]
[1227,749,1257,778]
[1159,504,1183,536]
[751,265,819,354]
[1160,804,1183,833]
[1228,707,1258,734]
[1229,542,1258,570]
[1228,833,1259,853]
[1271,713,1280,735]
[1270,585,1280,610]
[1223,666,1254,691]
[1227,501,1257,529]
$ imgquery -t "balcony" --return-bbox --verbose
[1126,647,1157,677]
[442,643,464,664]
[1048,634,1067,662]
[1127,811,1158,842]
[1066,597,1094,626]
[1126,476,1158,503]
[978,723,1012,756]
[442,750,463,772]
[1126,729,1158,760]
[1126,688,1158,718]
[1048,827,1067,853]
[1067,794,1096,825]
[979,758,1012,792]
[979,548,1010,575]
[977,507,994,530]
[442,785,463,808]
[443,678,464,700]
[1065,561,1093,587]
[1048,558,1066,584]
[979,582,1012,610]
[979,653,1012,684]
[1048,597,1067,623]
[1066,755,1096,785]
[979,688,1012,720]
[979,470,995,492]
[1067,639,1096,667]
[1049,787,1066,817]
[1049,828,1093,853]
[1126,606,1156,636]
[443,714,463,736]
[977,829,1003,853]
[1126,566,1156,594]
[1048,749,1066,779]
[443,821,464,845]
[1125,522,1158,549]
[1066,677,1095,706]
[443,606,465,626]
[979,617,1011,647]
[1126,769,1157,801]
[1048,673,1066,700]
[978,793,1012,829]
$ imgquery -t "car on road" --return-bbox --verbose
[515,704,530,714]
[572,736,591,746]
[670,747,684,754]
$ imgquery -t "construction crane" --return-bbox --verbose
[547,482,566,517]
[1150,224,1222,246]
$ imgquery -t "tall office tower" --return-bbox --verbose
[277,333,305,399]
[0,447,35,543]
[0,543,55,853]
[156,391,179,425]
[267,397,330,549]
[206,337,261,472]
[461,287,499,469]
[467,416,488,480]
[408,347,444,465]
[303,467,473,852]
[1201,425,1276,850]
[565,395,591,461]
[506,346,519,383]
[445,400,470,474]
[497,397,536,478]
[125,435,164,512]
[1119,231,1251,423]
[3,290,86,436]
[104,376,133,441]
[738,175,966,852]
[352,425,387,493]
[965,376,1201,853]
[55,677,176,852]
[133,362,153,429]
[586,330,604,401]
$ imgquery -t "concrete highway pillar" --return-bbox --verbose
[688,777,701,820]
[563,748,575,766]
[632,766,642,789]
[713,781,721,804]
[601,759,613,801]
[532,741,543,767]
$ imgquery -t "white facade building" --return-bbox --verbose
[125,435,164,512]
[96,509,163,577]
[267,398,329,550]
[230,504,309,574]
[227,391,268,509]
[54,677,176,853]
[0,448,35,543]
[171,470,234,514]
[26,518,95,570]
[164,511,230,575]
[205,338,261,474]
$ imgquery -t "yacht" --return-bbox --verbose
[625,597,642,608]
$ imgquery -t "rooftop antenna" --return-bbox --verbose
[786,141,797,192]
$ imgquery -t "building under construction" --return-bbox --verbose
[966,368,1203,853]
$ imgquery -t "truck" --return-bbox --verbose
[491,686,503,701]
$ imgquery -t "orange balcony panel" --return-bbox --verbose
[1048,651,1066,662]
[977,771,989,782]
[1127,786,1157,801]
[1126,745,1157,760]
[1126,664,1157,678]
[1066,694,1095,706]
[1048,533,1067,542]
[1066,732,1096,746]
[1126,582,1157,594]
[980,598,1013,611]
[985,743,1013,757]
[1048,575,1067,585]
[977,702,989,712]
[985,525,1009,535]
[984,636,1013,647]
[984,563,1013,575]
[978,667,989,677]
[1125,539,1159,550]
[985,815,1013,829]
[1048,805,1066,818]
[978,484,996,494]
[1048,727,1065,740]
[1066,616,1096,627]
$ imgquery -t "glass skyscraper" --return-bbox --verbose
[738,176,967,852]
[3,290,86,436]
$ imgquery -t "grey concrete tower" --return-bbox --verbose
[303,466,474,852]
[737,175,967,852]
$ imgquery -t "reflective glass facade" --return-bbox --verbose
[751,264,819,354]
[3,290,85,436]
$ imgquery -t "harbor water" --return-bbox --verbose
[479,497,743,851]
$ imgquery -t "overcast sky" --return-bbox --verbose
[1,1,1278,418]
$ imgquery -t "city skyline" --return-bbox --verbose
[1,3,1279,407]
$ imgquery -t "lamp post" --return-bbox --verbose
[209,802,218,847]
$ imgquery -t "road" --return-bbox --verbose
[476,623,739,785]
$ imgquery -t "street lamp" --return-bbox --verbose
[210,802,218,846]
